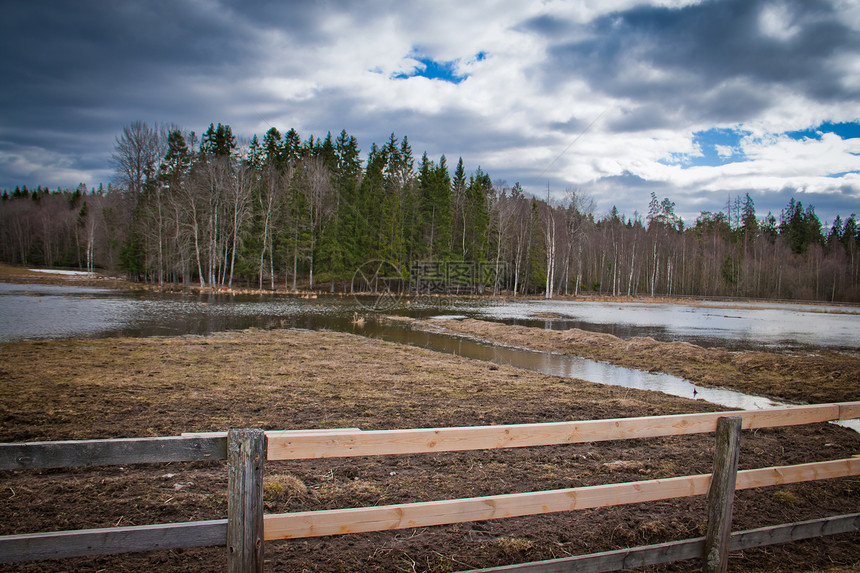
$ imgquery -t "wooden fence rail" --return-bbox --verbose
[0,402,858,571]
[261,458,860,541]
[264,403,860,460]
[461,513,860,573]
[0,435,227,470]
[0,520,228,563]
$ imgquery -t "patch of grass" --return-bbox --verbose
[495,536,533,557]
[638,520,669,540]
[263,473,308,504]
[772,489,799,506]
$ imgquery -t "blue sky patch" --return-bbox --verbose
[662,122,860,176]
[394,57,464,83]
[662,127,752,168]
[786,121,860,141]
[391,50,483,84]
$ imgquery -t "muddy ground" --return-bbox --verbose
[1,327,859,572]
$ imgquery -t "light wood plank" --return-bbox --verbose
[266,404,843,460]
[264,474,714,540]
[266,428,362,437]
[0,520,227,564]
[735,458,860,490]
[838,402,860,421]
[264,457,860,540]
[0,436,227,470]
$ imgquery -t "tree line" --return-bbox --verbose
[1,120,859,301]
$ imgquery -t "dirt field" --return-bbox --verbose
[1,327,859,572]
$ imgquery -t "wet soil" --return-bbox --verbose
[1,328,858,572]
[411,318,860,405]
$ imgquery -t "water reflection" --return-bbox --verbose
[4,283,858,351]
[362,318,781,411]
[473,299,860,351]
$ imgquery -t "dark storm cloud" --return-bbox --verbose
[0,1,255,182]
[515,14,574,38]
[536,0,858,131]
[0,0,331,187]
[286,89,539,168]
[0,2,247,115]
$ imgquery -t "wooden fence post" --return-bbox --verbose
[703,416,742,573]
[227,429,266,573]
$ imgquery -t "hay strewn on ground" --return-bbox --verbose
[1,328,858,572]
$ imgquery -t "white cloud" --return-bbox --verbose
[715,145,735,158]
[0,146,108,190]
[1,0,857,225]
[759,2,801,41]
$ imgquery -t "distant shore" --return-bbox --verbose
[3,264,859,312]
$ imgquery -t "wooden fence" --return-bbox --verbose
[1,402,859,572]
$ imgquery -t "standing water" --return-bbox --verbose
[1,282,857,430]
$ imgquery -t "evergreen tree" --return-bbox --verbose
[433,155,453,259]
[647,192,661,229]
[200,123,236,156]
[465,167,491,261]
[320,132,336,168]
[416,154,452,259]
[262,128,282,168]
[246,135,264,170]
[359,143,387,260]
[843,214,858,247]
[780,199,823,254]
[828,215,844,245]
[741,193,757,235]
[160,130,191,180]
[331,130,363,275]
[282,129,301,166]
[378,134,409,265]
[452,157,468,257]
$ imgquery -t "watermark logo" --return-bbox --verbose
[351,259,407,311]
[352,259,507,311]
[411,261,506,296]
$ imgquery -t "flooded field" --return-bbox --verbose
[2,282,858,350]
[1,282,857,417]
[1,277,858,571]
[471,298,860,351]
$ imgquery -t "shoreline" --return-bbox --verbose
[404,316,860,405]
[3,264,859,312]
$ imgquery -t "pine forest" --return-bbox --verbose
[2,121,859,302]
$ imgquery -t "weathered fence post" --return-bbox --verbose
[227,429,266,573]
[703,415,742,573]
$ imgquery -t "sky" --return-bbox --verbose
[1,0,859,227]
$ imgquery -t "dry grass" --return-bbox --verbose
[495,536,534,556]
[264,473,309,503]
